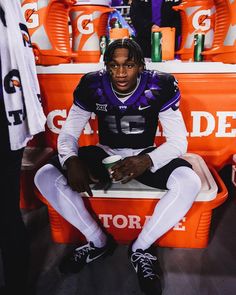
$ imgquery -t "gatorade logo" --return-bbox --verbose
[190,111,236,138]
[47,109,67,134]
[21,2,39,29]
[19,23,32,48]
[192,9,211,31]
[47,109,95,135]
[98,213,186,231]
[77,14,94,35]
[4,70,22,94]
[46,109,236,138]
[4,70,26,125]
[182,5,215,49]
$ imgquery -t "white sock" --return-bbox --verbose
[89,230,107,248]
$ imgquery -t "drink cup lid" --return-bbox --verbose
[102,155,122,165]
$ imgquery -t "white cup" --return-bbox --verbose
[102,155,122,170]
[102,155,122,182]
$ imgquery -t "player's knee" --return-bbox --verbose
[34,163,55,190]
[168,166,202,198]
[182,167,201,193]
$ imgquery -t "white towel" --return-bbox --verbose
[0,0,46,150]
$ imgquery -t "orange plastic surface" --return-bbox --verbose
[152,27,176,61]
[20,147,54,209]
[202,0,236,63]
[109,27,130,40]
[20,171,43,209]
[69,5,114,63]
[173,0,215,61]
[36,166,227,248]
[21,0,75,65]
[175,73,236,169]
[38,72,236,170]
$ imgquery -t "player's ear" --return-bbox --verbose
[138,64,144,73]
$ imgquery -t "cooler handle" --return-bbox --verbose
[208,165,228,207]
[232,165,236,187]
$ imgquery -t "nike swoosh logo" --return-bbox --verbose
[138,105,151,111]
[86,250,106,263]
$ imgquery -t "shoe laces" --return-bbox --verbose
[73,243,95,261]
[131,251,158,279]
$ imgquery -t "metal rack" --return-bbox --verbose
[113,5,131,24]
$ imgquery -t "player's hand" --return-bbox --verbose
[65,156,93,197]
[111,154,152,184]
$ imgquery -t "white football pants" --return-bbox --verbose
[34,164,201,249]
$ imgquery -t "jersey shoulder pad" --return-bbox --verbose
[155,72,180,112]
[73,70,103,111]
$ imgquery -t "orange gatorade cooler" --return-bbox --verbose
[21,0,75,65]
[37,153,228,248]
[20,146,54,209]
[37,64,236,167]
[232,154,236,202]
[37,66,101,151]
[173,0,215,61]
[69,0,114,63]
[202,0,236,63]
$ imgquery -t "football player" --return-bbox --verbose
[34,39,201,295]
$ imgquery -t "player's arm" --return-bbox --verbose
[58,104,93,196]
[147,107,188,172]
[147,74,188,172]
[111,107,187,182]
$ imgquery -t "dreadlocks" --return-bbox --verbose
[104,38,145,68]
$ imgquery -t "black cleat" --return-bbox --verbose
[128,246,162,295]
[59,235,117,274]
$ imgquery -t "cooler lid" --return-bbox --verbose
[36,61,236,74]
[88,153,218,202]
[22,147,54,171]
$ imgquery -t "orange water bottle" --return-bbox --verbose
[69,0,114,63]
[109,18,130,43]
[21,0,75,65]
[173,0,215,61]
[152,27,176,61]
[202,0,236,63]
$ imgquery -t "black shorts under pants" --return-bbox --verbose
[49,145,192,190]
